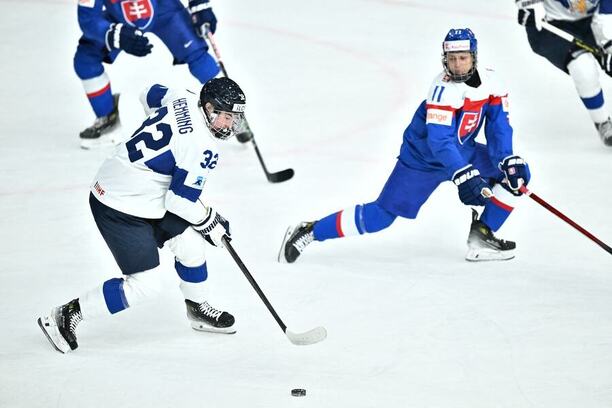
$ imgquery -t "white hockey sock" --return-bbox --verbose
[179,281,209,304]
[79,267,163,320]
[567,52,610,124]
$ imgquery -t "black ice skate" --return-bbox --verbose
[185,300,236,334]
[278,222,315,263]
[466,209,516,262]
[80,94,121,149]
[37,298,82,354]
[595,118,612,146]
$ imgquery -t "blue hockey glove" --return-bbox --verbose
[499,155,530,195]
[452,165,493,206]
[516,0,545,31]
[193,207,231,247]
[189,0,217,36]
[105,23,152,57]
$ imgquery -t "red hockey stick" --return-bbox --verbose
[519,185,612,255]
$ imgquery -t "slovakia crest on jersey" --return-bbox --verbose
[120,0,155,30]
[457,110,482,143]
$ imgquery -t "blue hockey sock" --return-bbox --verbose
[313,202,395,241]
[480,185,518,231]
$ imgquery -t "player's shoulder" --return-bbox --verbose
[478,67,508,97]
[426,71,464,108]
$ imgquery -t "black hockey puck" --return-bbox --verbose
[291,388,306,397]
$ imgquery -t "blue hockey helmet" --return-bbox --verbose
[441,28,477,82]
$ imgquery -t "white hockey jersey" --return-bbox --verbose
[543,0,600,21]
[90,84,219,225]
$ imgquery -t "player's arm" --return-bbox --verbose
[77,0,112,43]
[164,138,230,247]
[483,92,513,165]
[139,85,184,116]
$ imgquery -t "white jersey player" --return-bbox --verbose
[37,77,246,353]
[516,0,612,146]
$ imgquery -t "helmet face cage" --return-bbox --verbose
[203,108,245,140]
[200,77,246,140]
[441,28,478,83]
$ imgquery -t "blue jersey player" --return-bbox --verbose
[75,0,220,148]
[278,29,532,264]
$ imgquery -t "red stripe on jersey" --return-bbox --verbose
[335,211,345,238]
[425,104,456,112]
[87,83,111,99]
[491,196,514,212]
[488,94,507,106]
[463,97,489,111]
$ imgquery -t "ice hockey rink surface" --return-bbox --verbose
[1,0,611,407]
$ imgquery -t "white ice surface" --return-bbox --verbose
[1,0,611,407]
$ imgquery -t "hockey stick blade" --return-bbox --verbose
[285,326,327,346]
[267,168,294,183]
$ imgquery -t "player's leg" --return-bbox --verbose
[156,212,235,334]
[38,194,164,353]
[524,18,612,144]
[278,160,445,263]
[468,144,523,261]
[73,37,121,147]
[153,7,219,83]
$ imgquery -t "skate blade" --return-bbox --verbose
[37,316,71,354]
[465,248,515,262]
[190,321,236,334]
[277,226,295,263]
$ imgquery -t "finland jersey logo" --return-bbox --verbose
[120,0,155,30]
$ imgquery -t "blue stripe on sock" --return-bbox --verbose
[175,261,208,283]
[103,278,129,314]
[354,204,366,234]
[581,90,604,110]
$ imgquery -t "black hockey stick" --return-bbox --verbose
[540,20,604,57]
[222,237,327,345]
[519,185,612,255]
[205,31,295,183]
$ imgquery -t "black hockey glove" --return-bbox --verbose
[452,165,493,206]
[105,23,153,57]
[597,41,612,77]
[499,155,530,196]
[189,0,217,36]
[516,0,545,31]
[193,208,231,247]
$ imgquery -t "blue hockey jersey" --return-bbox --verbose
[77,0,183,45]
[398,69,514,179]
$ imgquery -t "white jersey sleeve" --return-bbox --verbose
[91,86,219,224]
[543,0,598,21]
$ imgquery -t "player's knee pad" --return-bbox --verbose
[166,227,207,267]
[73,48,106,80]
[122,268,163,304]
[361,202,396,233]
[187,51,221,83]
[567,51,602,98]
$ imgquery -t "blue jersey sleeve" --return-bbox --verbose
[483,95,513,166]
[78,0,112,45]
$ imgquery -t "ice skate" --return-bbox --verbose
[185,300,236,334]
[595,118,612,146]
[80,94,121,149]
[37,299,82,354]
[278,222,315,263]
[465,210,515,261]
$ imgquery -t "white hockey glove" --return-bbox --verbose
[516,0,545,31]
[193,207,231,247]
